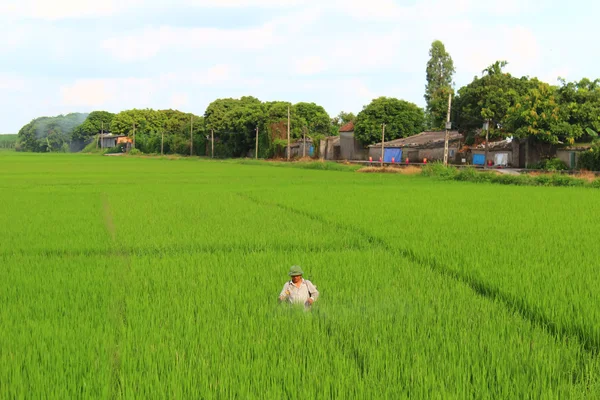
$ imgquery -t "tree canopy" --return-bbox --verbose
[354,97,425,145]
[17,113,88,152]
[425,40,455,129]
[71,111,115,141]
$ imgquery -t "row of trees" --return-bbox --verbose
[16,40,600,155]
[0,134,18,149]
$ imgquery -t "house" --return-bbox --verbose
[339,122,367,160]
[99,134,131,149]
[285,138,314,159]
[368,131,462,163]
[556,144,591,169]
[319,136,340,160]
[470,138,514,166]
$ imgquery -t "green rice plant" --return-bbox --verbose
[0,151,598,398]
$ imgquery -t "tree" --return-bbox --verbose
[505,79,577,144]
[330,111,356,135]
[354,97,425,145]
[17,113,88,152]
[293,102,330,136]
[556,78,600,142]
[454,61,532,140]
[71,111,115,141]
[424,40,455,129]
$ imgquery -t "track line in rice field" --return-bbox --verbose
[238,192,599,362]
[0,242,376,258]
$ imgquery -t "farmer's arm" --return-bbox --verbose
[278,283,289,302]
[306,281,319,302]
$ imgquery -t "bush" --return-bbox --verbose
[421,163,458,180]
[129,148,142,156]
[577,144,600,171]
[550,173,584,187]
[541,158,569,171]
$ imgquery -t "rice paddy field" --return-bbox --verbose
[1,151,599,398]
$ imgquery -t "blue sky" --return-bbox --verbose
[1,0,597,132]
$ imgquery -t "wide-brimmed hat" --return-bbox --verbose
[288,265,304,276]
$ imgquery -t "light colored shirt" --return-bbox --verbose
[279,279,319,304]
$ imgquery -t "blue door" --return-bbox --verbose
[473,154,485,165]
[309,145,314,157]
[384,148,402,163]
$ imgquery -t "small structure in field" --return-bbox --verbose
[285,138,314,159]
[368,131,462,163]
[319,136,340,160]
[556,144,592,169]
[470,138,514,166]
[99,134,132,150]
[339,122,367,160]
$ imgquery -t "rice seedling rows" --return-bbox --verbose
[0,152,598,398]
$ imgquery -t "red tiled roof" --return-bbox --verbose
[339,121,355,132]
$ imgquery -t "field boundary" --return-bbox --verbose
[238,192,599,367]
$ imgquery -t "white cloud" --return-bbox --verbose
[0,0,142,20]
[102,25,276,62]
[0,74,29,91]
[60,78,152,108]
[295,56,326,75]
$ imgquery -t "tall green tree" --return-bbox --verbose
[71,111,115,141]
[354,97,425,145]
[424,40,455,129]
[454,61,532,140]
[293,102,330,136]
[505,79,577,144]
[556,78,600,142]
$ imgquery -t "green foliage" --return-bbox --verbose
[81,139,101,153]
[330,111,356,136]
[533,158,569,171]
[293,102,330,136]
[505,80,578,144]
[111,109,206,156]
[354,97,425,145]
[128,148,142,156]
[422,163,593,188]
[1,152,600,397]
[557,79,600,141]
[71,111,115,141]
[424,40,455,129]
[577,143,600,171]
[0,134,17,149]
[17,113,88,152]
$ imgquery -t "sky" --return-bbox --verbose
[1,0,598,133]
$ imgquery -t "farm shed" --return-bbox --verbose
[285,138,314,159]
[319,135,340,160]
[368,131,462,163]
[339,121,367,160]
[470,139,514,166]
[99,134,131,149]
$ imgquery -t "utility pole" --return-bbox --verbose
[161,129,164,156]
[190,115,194,156]
[211,129,214,158]
[255,125,259,159]
[381,124,386,167]
[443,93,453,166]
[287,105,291,161]
[303,126,307,158]
[484,119,490,169]
[132,122,136,149]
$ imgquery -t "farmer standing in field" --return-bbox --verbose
[278,266,319,307]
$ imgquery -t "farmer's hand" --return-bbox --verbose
[306,298,314,305]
